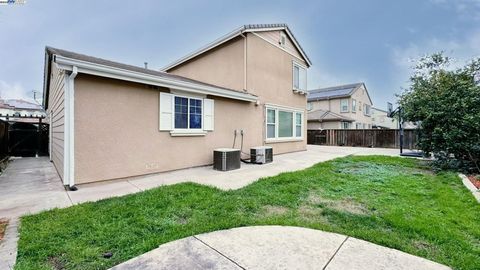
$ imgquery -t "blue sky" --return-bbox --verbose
[0,0,479,109]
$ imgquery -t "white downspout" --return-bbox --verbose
[65,66,78,189]
[49,110,52,161]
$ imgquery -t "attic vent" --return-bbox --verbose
[279,33,286,47]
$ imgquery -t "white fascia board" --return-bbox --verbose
[54,56,257,102]
[284,28,312,67]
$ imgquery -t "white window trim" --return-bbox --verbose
[340,99,349,113]
[172,94,203,130]
[292,61,307,92]
[265,105,304,143]
[352,99,356,112]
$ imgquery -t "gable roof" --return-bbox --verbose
[307,82,373,104]
[307,109,354,122]
[161,23,312,71]
[43,47,257,109]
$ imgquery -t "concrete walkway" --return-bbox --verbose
[68,145,399,204]
[110,226,451,270]
[0,146,399,269]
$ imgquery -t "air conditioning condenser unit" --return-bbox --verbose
[250,146,273,164]
[213,148,241,171]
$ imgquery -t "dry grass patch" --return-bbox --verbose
[305,192,370,215]
[0,218,8,241]
[260,205,289,216]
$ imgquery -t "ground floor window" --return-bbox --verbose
[174,96,202,129]
[266,106,303,140]
[341,122,351,129]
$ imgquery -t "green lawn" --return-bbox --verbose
[16,156,480,270]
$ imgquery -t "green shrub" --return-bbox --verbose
[399,53,480,173]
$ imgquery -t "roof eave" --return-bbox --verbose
[54,55,257,102]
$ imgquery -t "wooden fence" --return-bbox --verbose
[307,129,418,149]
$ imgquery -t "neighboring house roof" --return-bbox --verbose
[307,109,354,122]
[43,47,257,109]
[307,82,373,105]
[0,99,46,119]
[0,99,42,110]
[372,107,388,113]
[161,23,312,71]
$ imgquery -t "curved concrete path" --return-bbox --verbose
[110,226,450,270]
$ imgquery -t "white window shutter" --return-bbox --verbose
[203,98,214,131]
[300,68,307,91]
[159,92,173,131]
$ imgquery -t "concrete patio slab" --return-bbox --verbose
[67,179,142,204]
[110,236,241,270]
[109,226,451,270]
[325,237,451,270]
[70,145,400,204]
[195,226,347,270]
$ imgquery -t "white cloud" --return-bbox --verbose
[0,80,37,102]
[429,0,480,20]
[390,29,480,89]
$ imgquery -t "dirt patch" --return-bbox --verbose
[175,216,189,225]
[260,205,289,216]
[0,218,8,241]
[305,193,370,215]
[48,255,66,270]
[467,175,480,189]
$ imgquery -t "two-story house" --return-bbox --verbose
[307,83,373,130]
[43,24,311,187]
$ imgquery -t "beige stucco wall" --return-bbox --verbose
[169,31,307,155]
[167,36,245,91]
[71,29,309,184]
[308,85,373,129]
[245,33,307,153]
[48,63,66,180]
[74,74,263,184]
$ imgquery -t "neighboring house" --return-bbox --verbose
[371,107,398,129]
[0,99,46,123]
[307,83,373,130]
[43,23,311,187]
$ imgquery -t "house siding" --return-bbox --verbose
[48,64,66,180]
[74,74,263,184]
[167,36,245,91]
[255,30,304,61]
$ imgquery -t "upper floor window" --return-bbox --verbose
[293,62,307,91]
[307,102,313,111]
[340,99,349,112]
[352,99,356,112]
[358,101,362,111]
[363,104,371,116]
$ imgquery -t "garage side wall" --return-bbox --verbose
[48,63,66,180]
